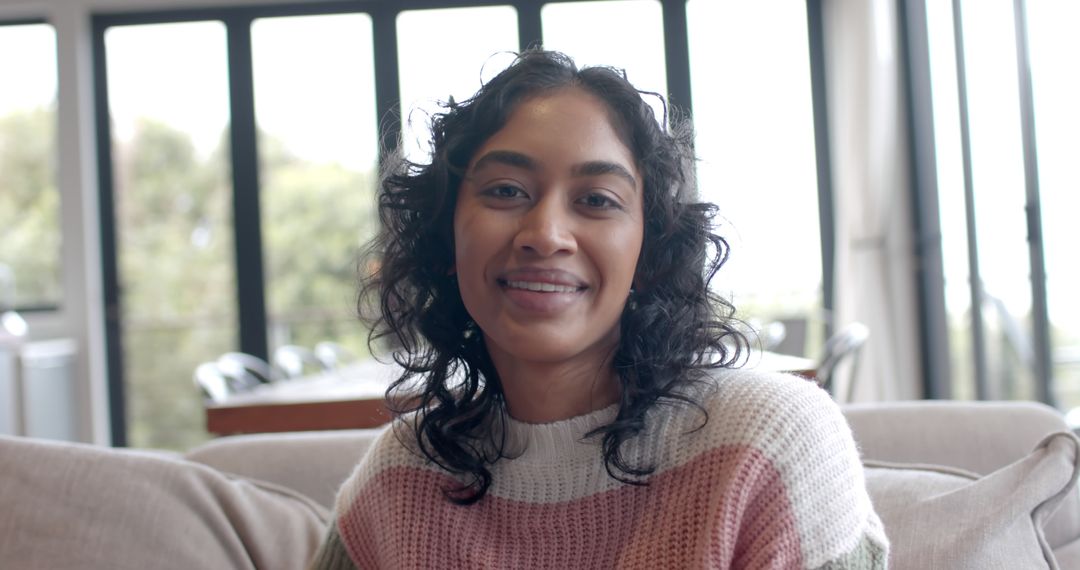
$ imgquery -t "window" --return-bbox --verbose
[396,6,519,162]
[687,0,823,351]
[927,0,1080,405]
[252,14,379,359]
[40,0,1080,450]
[541,0,667,122]
[89,0,839,448]
[0,22,60,311]
[1028,0,1080,407]
[104,21,236,449]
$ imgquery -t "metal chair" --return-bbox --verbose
[273,344,326,379]
[193,362,231,403]
[217,352,277,385]
[314,341,357,370]
[816,322,870,401]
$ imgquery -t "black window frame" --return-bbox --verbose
[91,0,837,446]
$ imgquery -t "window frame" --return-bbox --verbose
[90,0,836,446]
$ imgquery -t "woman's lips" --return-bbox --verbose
[497,268,587,287]
[497,278,587,313]
[503,280,582,293]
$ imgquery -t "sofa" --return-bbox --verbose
[2,400,1078,569]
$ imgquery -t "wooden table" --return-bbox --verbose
[205,358,401,435]
[206,352,816,436]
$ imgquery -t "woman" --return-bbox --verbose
[311,50,887,569]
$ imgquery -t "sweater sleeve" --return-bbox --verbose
[711,371,889,569]
[306,523,357,570]
[305,426,401,570]
[772,375,889,569]
[812,533,888,569]
[306,423,414,570]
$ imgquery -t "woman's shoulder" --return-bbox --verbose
[707,367,842,426]
[662,368,844,445]
[648,367,861,488]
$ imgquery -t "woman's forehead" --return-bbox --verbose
[468,88,640,176]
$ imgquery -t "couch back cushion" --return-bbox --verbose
[0,435,328,570]
[185,428,384,510]
[843,400,1071,473]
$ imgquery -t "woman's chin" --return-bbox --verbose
[481,325,620,368]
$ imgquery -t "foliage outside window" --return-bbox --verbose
[106,17,384,450]
[105,22,237,450]
[0,23,61,311]
[253,14,380,361]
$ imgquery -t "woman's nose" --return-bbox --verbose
[513,197,577,257]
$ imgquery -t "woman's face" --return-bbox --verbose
[453,87,644,367]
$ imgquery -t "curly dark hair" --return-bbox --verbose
[359,49,748,504]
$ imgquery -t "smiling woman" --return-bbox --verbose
[310,50,888,569]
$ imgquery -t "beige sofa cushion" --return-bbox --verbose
[185,428,382,510]
[845,400,1080,550]
[0,435,329,570]
[865,431,1080,570]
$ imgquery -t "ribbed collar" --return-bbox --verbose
[500,403,620,465]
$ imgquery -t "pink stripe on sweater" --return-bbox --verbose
[338,445,802,569]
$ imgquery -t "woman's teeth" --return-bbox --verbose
[505,280,579,293]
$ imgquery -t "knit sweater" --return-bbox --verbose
[309,369,888,569]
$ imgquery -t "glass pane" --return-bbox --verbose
[397,6,518,162]
[105,22,235,450]
[960,0,1035,401]
[1028,0,1080,407]
[0,23,60,311]
[541,0,667,122]
[687,0,822,354]
[926,0,977,399]
[252,14,379,360]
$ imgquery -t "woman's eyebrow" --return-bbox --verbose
[471,150,536,173]
[470,151,638,190]
[572,161,638,190]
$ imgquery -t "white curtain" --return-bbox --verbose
[822,0,922,401]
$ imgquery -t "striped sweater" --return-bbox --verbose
[309,370,888,569]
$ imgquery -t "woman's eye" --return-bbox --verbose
[580,193,619,210]
[484,185,525,199]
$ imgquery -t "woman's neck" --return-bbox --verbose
[486,342,621,424]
